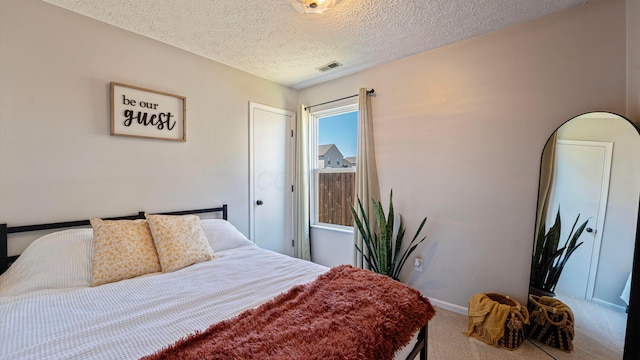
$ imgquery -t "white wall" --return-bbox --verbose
[556,113,640,308]
[300,0,627,308]
[2,0,635,312]
[628,0,640,121]
[310,226,352,268]
[0,0,298,255]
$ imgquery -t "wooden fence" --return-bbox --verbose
[318,172,355,226]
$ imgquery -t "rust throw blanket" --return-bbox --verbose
[142,265,435,360]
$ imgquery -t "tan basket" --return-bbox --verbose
[526,294,574,352]
[485,293,530,350]
[464,293,530,350]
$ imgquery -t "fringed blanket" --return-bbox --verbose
[463,293,511,346]
[142,265,435,360]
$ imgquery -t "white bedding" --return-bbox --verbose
[1,218,421,360]
[0,245,328,360]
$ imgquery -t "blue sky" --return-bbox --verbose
[319,111,357,158]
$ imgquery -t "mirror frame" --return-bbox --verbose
[531,111,640,359]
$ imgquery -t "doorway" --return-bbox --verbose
[248,102,295,255]
[548,139,613,300]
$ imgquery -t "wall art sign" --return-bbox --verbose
[110,82,186,142]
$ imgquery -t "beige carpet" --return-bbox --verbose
[427,295,627,359]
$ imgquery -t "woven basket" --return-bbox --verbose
[526,294,574,352]
[465,293,530,350]
[485,293,530,350]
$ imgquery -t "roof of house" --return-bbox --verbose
[318,144,339,157]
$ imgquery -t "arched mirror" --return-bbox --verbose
[530,111,640,358]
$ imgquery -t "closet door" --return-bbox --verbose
[249,102,295,255]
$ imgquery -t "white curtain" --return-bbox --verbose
[535,132,558,239]
[353,89,380,268]
[294,105,311,261]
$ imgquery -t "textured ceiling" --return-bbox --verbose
[42,0,591,90]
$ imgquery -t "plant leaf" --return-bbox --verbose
[530,207,589,293]
[393,216,428,279]
[350,197,378,271]
[372,198,391,275]
[386,190,395,269]
[393,218,406,267]
[351,190,429,280]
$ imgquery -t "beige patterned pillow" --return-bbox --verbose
[89,218,162,287]
[145,214,214,273]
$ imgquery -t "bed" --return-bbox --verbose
[0,205,434,360]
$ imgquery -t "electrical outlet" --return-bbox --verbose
[414,257,423,272]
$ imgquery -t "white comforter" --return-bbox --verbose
[0,245,328,360]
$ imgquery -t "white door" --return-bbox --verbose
[548,139,613,300]
[249,102,295,255]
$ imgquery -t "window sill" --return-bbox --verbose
[311,224,354,234]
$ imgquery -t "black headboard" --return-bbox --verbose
[0,205,227,274]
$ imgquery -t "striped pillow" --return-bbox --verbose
[0,229,94,296]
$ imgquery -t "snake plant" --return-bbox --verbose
[530,207,588,294]
[350,190,427,280]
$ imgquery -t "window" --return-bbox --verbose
[310,104,357,229]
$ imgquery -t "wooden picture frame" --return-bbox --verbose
[110,82,186,142]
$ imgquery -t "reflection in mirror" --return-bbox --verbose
[530,112,640,359]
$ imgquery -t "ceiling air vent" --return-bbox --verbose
[316,61,342,72]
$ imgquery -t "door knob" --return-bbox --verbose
[256,200,264,205]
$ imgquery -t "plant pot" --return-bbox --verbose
[529,286,555,298]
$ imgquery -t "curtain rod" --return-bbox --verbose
[304,89,375,111]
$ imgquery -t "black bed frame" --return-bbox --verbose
[407,325,429,360]
[0,205,227,274]
[0,203,429,360]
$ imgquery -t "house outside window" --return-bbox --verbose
[310,104,357,229]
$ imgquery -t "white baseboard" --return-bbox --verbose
[591,297,627,313]
[428,297,468,315]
